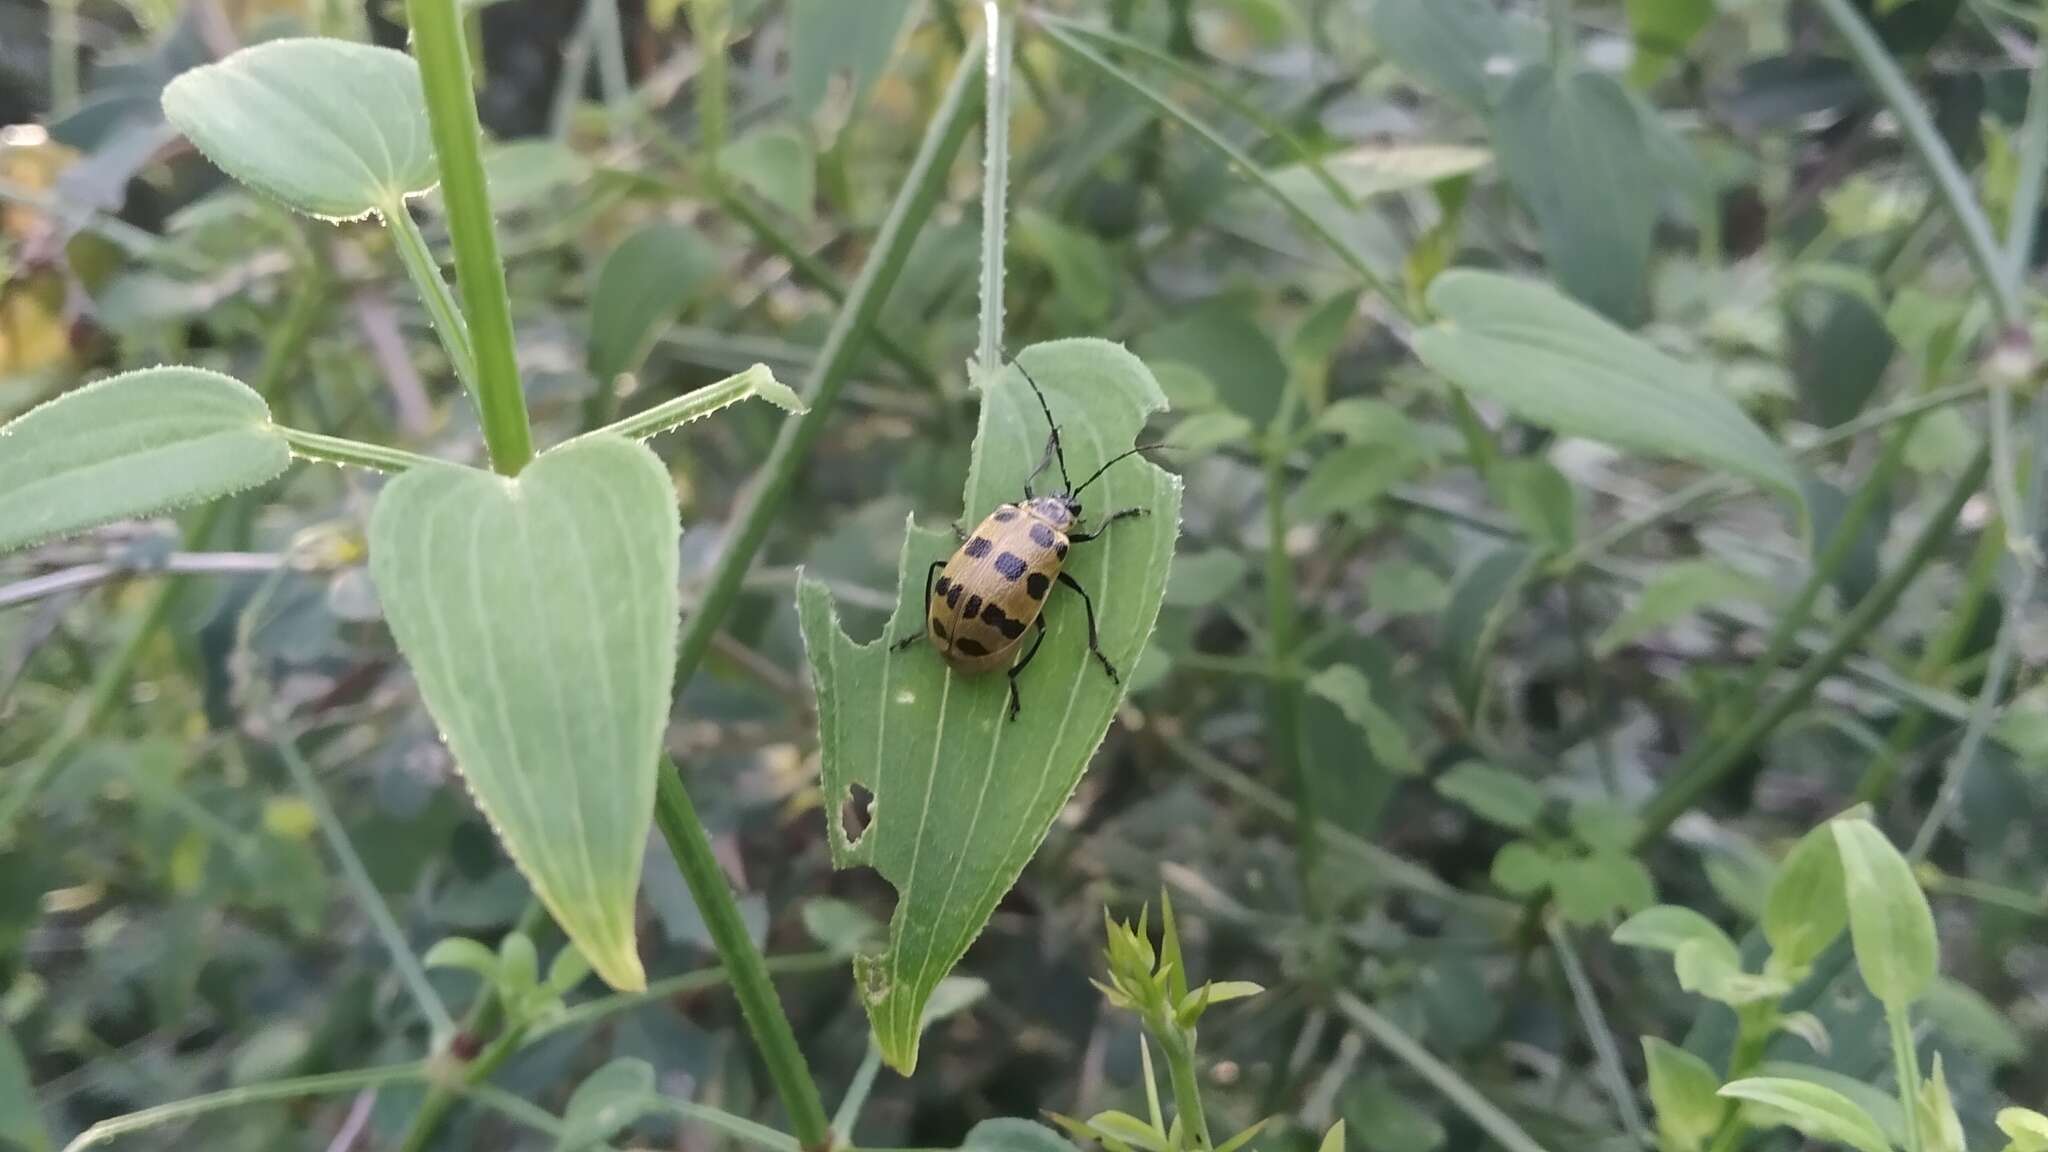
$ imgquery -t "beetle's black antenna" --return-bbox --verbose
[1071,443,1174,497]
[1014,361,1073,493]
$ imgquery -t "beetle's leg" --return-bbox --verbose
[1006,614,1049,720]
[890,561,945,650]
[1056,570,1119,683]
[1022,430,1062,499]
[1068,507,1147,544]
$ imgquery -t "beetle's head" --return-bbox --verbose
[1024,495,1077,528]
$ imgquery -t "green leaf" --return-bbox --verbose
[1920,977,2024,1063]
[802,897,884,958]
[1442,543,1537,719]
[0,1019,49,1152]
[1307,665,1419,776]
[722,123,816,222]
[1490,840,1554,896]
[964,1118,1086,1152]
[1918,1054,1965,1152]
[1998,1108,2048,1152]
[545,944,591,995]
[1763,823,1848,975]
[161,38,436,221]
[422,936,500,980]
[1136,304,1289,428]
[1434,761,1546,831]
[1320,1119,1347,1152]
[791,0,916,119]
[1365,0,1514,110]
[1751,1062,1907,1148]
[556,1058,659,1151]
[1596,560,1773,657]
[369,435,680,992]
[1164,549,1248,607]
[1719,1077,1891,1152]
[1016,208,1116,326]
[1166,411,1254,456]
[1642,1037,1721,1152]
[1831,817,1938,1007]
[798,340,1180,1072]
[1274,145,1491,203]
[0,366,290,554]
[1089,1112,1170,1152]
[1415,272,1802,504]
[1491,64,1657,324]
[1626,0,1716,86]
[1202,980,1266,1006]
[1551,851,1655,924]
[1490,457,1576,554]
[587,221,722,388]
[1291,442,1434,523]
[1613,905,1738,957]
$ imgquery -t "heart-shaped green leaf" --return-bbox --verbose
[1415,271,1803,506]
[0,366,289,554]
[369,435,680,992]
[162,38,436,221]
[798,339,1180,1072]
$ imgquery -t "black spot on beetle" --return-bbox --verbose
[932,620,951,640]
[1026,572,1050,599]
[956,637,990,656]
[1054,541,1068,558]
[963,595,983,619]
[993,552,1028,581]
[964,536,993,558]
[934,575,951,596]
[981,603,1027,639]
[993,507,1019,522]
[1029,522,1056,548]
[946,583,962,608]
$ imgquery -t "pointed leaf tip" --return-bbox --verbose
[369,435,679,993]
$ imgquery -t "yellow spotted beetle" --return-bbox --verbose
[892,362,1156,719]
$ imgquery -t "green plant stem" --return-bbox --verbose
[1034,17,1406,317]
[50,0,79,114]
[1855,520,2004,802]
[384,205,478,396]
[1546,919,1649,1145]
[1547,0,1572,66]
[280,427,445,473]
[2007,2,2048,268]
[1726,414,1918,708]
[1814,0,2019,322]
[1262,437,1321,938]
[667,41,982,692]
[1889,1005,1924,1152]
[832,1043,887,1142]
[1555,379,1987,572]
[978,1,1016,379]
[581,363,794,442]
[1334,992,1554,1152]
[696,0,732,166]
[1156,725,1516,922]
[706,184,942,396]
[60,1062,429,1152]
[588,0,631,147]
[0,270,326,839]
[1032,13,1357,211]
[1630,445,1990,847]
[653,764,831,1151]
[275,722,454,1039]
[1701,1002,1775,1152]
[406,0,534,475]
[391,899,548,1152]
[1156,1028,1213,1150]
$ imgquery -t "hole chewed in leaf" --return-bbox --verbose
[795,339,1180,1072]
[842,781,875,848]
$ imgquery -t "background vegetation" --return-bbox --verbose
[0,1,2045,1151]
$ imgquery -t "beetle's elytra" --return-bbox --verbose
[891,359,1156,720]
